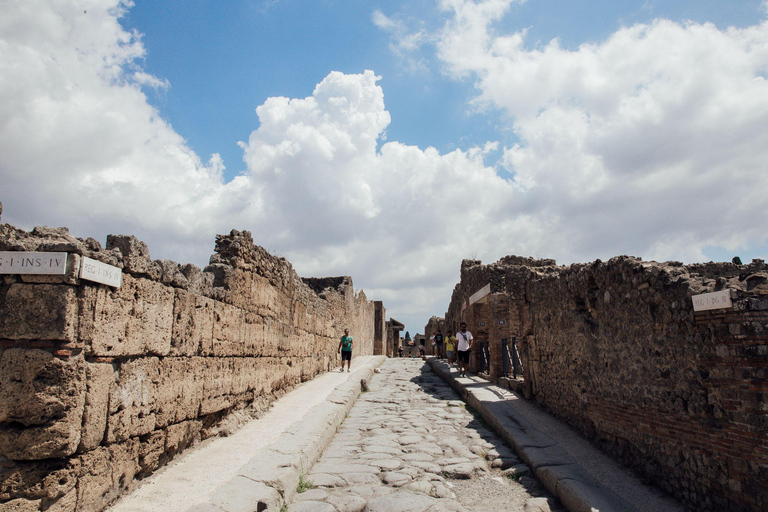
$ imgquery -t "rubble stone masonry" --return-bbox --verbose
[0,218,382,512]
[443,255,767,512]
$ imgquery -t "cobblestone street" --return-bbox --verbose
[289,358,563,512]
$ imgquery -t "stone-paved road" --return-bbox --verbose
[289,358,564,512]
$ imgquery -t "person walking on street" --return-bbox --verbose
[338,328,354,372]
[434,330,444,358]
[456,322,473,377]
[445,330,456,366]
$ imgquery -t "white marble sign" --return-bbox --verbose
[692,290,733,312]
[79,256,122,288]
[0,252,67,274]
[469,283,491,305]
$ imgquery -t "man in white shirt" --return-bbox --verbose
[456,322,473,377]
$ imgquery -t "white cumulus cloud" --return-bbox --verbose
[435,0,768,263]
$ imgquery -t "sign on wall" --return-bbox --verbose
[79,256,122,288]
[0,252,67,275]
[691,290,733,312]
[470,283,491,305]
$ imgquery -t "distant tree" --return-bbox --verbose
[404,331,411,342]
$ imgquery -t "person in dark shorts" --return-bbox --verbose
[456,322,473,377]
[434,330,444,358]
[338,328,354,372]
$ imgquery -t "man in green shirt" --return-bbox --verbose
[338,328,354,372]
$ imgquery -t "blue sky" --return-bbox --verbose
[125,0,767,179]
[2,0,767,332]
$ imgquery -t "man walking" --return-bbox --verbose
[434,330,444,358]
[456,322,473,377]
[338,328,354,372]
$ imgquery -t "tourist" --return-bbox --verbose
[338,328,354,372]
[434,330,444,358]
[419,339,425,357]
[445,330,456,366]
[456,322,473,377]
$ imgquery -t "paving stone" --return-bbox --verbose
[326,492,368,512]
[404,480,434,495]
[371,458,403,470]
[341,472,382,486]
[401,452,433,462]
[362,490,440,512]
[315,463,380,474]
[312,473,347,488]
[365,446,403,455]
[436,457,471,466]
[407,443,442,455]
[410,460,441,474]
[441,463,475,479]
[288,500,336,512]
[382,471,414,486]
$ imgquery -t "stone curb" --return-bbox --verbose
[426,358,639,512]
[189,356,387,512]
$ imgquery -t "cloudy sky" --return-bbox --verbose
[2,0,767,333]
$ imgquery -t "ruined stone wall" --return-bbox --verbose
[445,258,556,376]
[528,256,768,512]
[444,254,767,512]
[0,223,381,512]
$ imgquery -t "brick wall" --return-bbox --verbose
[0,223,382,512]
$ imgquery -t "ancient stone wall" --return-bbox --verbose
[0,222,382,512]
[442,254,767,512]
[528,256,767,512]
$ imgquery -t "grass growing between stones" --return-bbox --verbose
[297,474,315,493]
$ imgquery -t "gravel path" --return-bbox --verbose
[289,358,565,512]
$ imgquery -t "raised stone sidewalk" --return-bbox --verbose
[427,358,685,512]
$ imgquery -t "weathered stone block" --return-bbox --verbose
[208,301,244,356]
[105,359,159,444]
[0,497,41,511]
[43,487,76,512]
[105,235,151,275]
[78,363,114,452]
[86,275,173,357]
[154,359,204,428]
[0,284,77,342]
[137,430,166,477]
[165,419,202,456]
[76,447,117,512]
[108,438,139,495]
[0,349,86,460]
[171,289,214,356]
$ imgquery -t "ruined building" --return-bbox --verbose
[437,255,768,512]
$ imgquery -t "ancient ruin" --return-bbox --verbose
[0,211,396,512]
[2,199,766,512]
[437,255,768,512]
